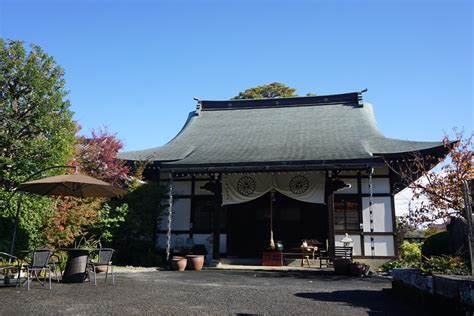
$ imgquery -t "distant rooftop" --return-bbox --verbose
[118,92,446,171]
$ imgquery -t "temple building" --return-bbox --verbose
[118,92,447,266]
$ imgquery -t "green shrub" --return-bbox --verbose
[379,241,423,272]
[421,231,449,257]
[421,255,468,275]
[400,241,422,264]
[380,260,403,272]
[110,182,164,266]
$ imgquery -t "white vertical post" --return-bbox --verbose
[165,173,174,262]
[368,167,375,258]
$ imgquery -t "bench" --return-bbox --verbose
[319,246,353,268]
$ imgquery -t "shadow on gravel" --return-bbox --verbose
[222,270,389,283]
[295,289,421,315]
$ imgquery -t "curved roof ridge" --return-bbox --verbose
[200,92,361,111]
[118,96,446,166]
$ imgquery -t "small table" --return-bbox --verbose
[59,248,93,283]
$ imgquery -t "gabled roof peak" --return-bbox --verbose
[199,92,362,111]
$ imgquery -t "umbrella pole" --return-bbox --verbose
[10,192,23,254]
[269,191,275,250]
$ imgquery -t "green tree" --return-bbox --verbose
[232,82,298,99]
[111,182,163,266]
[44,128,131,249]
[0,39,77,251]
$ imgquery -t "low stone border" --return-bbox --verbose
[392,268,474,311]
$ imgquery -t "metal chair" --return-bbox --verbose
[0,252,21,286]
[23,249,53,290]
[87,248,115,286]
[48,253,62,282]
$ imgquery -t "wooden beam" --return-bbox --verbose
[326,172,335,252]
[212,175,222,260]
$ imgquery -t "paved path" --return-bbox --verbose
[0,270,423,315]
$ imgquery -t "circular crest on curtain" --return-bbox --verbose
[237,176,256,196]
[289,175,309,194]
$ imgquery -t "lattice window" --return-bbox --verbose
[334,196,360,231]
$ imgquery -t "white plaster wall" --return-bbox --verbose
[336,178,358,194]
[159,198,191,230]
[363,235,395,256]
[156,233,190,250]
[194,181,214,195]
[362,197,393,232]
[193,234,227,255]
[335,234,362,256]
[361,178,390,194]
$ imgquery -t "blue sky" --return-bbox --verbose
[1,0,472,151]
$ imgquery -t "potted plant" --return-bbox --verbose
[349,262,370,276]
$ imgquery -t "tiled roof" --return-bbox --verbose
[117,92,444,168]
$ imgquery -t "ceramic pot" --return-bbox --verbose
[186,255,205,271]
[333,258,351,275]
[275,241,284,252]
[172,256,187,271]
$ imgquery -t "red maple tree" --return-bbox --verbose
[390,131,473,227]
[76,128,130,186]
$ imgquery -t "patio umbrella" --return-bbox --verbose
[17,173,127,197]
[10,172,127,253]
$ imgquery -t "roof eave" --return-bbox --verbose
[155,158,386,173]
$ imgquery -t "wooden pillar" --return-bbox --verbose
[326,172,335,252]
[212,175,222,260]
[327,192,335,252]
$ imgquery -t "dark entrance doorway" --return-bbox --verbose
[227,192,327,258]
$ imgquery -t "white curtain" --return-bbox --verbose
[222,172,325,205]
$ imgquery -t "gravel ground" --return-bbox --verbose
[0,269,425,315]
